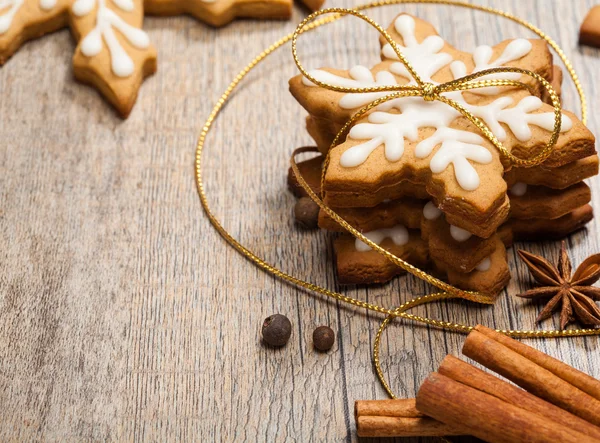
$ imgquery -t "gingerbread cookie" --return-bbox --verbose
[331,202,594,291]
[503,205,594,244]
[433,238,510,296]
[145,0,325,27]
[289,14,595,238]
[0,0,157,117]
[332,204,593,293]
[308,62,562,155]
[287,153,598,230]
[319,198,424,232]
[288,150,594,294]
[334,228,509,296]
[0,0,324,117]
[298,0,323,13]
[420,204,499,274]
[144,0,294,27]
[508,182,591,220]
[580,5,600,48]
[504,155,599,190]
[334,228,428,285]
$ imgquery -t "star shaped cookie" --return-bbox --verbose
[0,0,324,117]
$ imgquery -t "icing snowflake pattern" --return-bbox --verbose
[0,0,306,117]
[303,15,573,191]
[0,0,25,33]
[0,0,149,78]
[74,0,150,77]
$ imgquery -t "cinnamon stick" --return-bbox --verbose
[475,325,600,401]
[356,415,462,438]
[355,398,421,418]
[355,399,464,437]
[416,372,594,443]
[438,355,600,440]
[463,329,600,427]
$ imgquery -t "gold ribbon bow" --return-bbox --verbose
[292,8,563,169]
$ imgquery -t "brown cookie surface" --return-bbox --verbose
[288,152,594,290]
[508,182,591,220]
[505,155,599,189]
[319,198,424,232]
[334,228,509,296]
[580,5,600,48]
[144,0,293,27]
[505,204,594,243]
[334,229,428,285]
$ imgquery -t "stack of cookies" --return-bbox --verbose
[288,14,598,296]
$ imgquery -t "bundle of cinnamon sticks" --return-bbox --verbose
[356,325,600,442]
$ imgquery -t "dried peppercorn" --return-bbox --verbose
[262,314,292,347]
[294,197,320,229]
[313,326,335,351]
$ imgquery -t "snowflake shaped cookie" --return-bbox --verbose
[290,14,595,238]
[0,0,323,117]
[144,0,322,27]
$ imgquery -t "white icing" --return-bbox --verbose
[39,0,57,10]
[459,95,572,142]
[424,203,474,242]
[475,257,492,272]
[113,0,134,11]
[381,15,453,84]
[74,0,150,78]
[302,15,573,192]
[355,225,409,252]
[0,0,24,34]
[450,39,532,95]
[303,66,402,111]
[510,182,527,197]
[416,127,491,191]
[341,98,463,167]
[450,225,472,242]
[423,201,442,220]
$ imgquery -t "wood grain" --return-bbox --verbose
[0,1,599,441]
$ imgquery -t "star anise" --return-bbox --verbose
[517,242,600,329]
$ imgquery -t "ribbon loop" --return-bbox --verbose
[292,7,564,169]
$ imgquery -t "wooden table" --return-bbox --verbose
[1,0,599,440]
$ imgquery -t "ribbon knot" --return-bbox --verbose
[421,82,437,101]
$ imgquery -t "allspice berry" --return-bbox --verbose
[262,314,292,347]
[294,197,320,229]
[313,326,335,351]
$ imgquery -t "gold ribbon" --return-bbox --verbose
[195,1,600,400]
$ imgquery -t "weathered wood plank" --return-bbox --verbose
[0,1,599,441]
